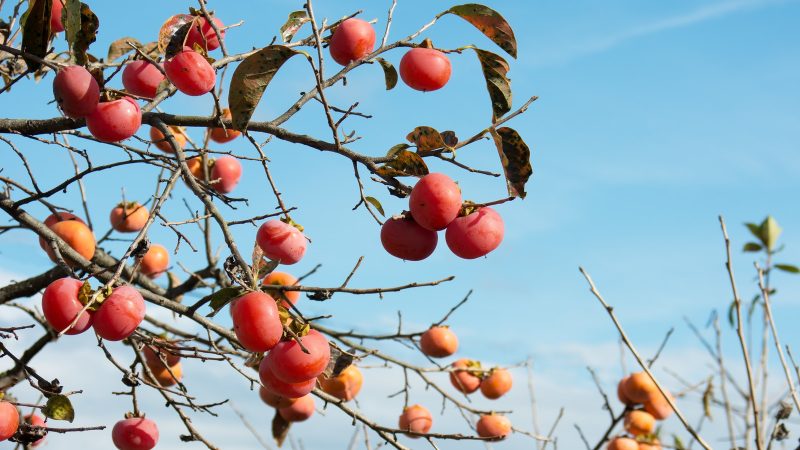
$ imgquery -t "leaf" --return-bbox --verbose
[375,57,397,90]
[727,300,735,327]
[107,36,141,62]
[673,435,686,450]
[204,287,243,318]
[445,4,517,58]
[473,48,512,121]
[386,143,411,157]
[743,242,762,252]
[20,0,52,71]
[775,264,800,274]
[68,3,99,66]
[761,216,782,251]
[228,45,307,131]
[364,196,385,216]
[279,11,309,43]
[323,346,355,378]
[406,126,449,153]
[43,395,74,422]
[490,127,532,198]
[745,222,762,240]
[157,13,193,55]
[441,130,458,147]
[272,409,291,446]
[62,0,80,48]
[701,377,713,419]
[375,150,429,178]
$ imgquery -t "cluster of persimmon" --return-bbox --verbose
[607,371,675,450]
[381,173,505,261]
[394,325,513,439]
[0,399,47,447]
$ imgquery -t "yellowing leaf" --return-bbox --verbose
[44,395,75,422]
[376,150,429,178]
[107,37,141,62]
[228,46,307,131]
[445,4,517,58]
[406,126,448,153]
[279,11,309,43]
[375,58,398,90]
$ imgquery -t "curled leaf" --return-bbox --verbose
[376,150,429,178]
[406,126,450,153]
[68,3,99,66]
[43,394,74,422]
[473,48,511,121]
[272,409,291,446]
[445,3,517,58]
[279,11,309,43]
[157,14,193,55]
[364,196,385,216]
[107,37,141,62]
[490,127,532,198]
[375,58,397,90]
[228,45,307,131]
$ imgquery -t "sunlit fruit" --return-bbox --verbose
[476,414,511,439]
[409,173,462,231]
[419,326,458,358]
[399,47,451,92]
[380,215,438,261]
[256,220,307,265]
[445,206,504,259]
[398,404,432,437]
[92,285,145,341]
[329,18,375,66]
[185,16,225,52]
[607,437,638,450]
[86,97,142,143]
[621,372,657,404]
[644,389,674,420]
[449,358,481,394]
[53,65,99,118]
[267,330,330,383]
[638,438,662,450]
[480,367,512,400]
[164,47,216,96]
[230,291,282,352]
[278,394,315,422]
[149,126,186,153]
[318,364,363,402]
[0,401,19,441]
[150,362,182,387]
[112,417,159,450]
[258,359,317,399]
[210,155,242,194]
[42,218,96,265]
[624,410,655,436]
[617,375,634,405]
[42,277,93,335]
[208,108,240,143]
[110,202,149,233]
[140,244,169,279]
[122,60,165,99]
[262,271,300,308]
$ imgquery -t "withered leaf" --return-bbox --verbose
[375,57,397,90]
[375,150,429,178]
[473,48,511,121]
[490,127,532,198]
[445,3,517,58]
[279,11,309,43]
[20,0,52,71]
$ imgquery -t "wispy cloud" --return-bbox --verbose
[537,0,791,67]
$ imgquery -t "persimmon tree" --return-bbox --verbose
[0,1,536,449]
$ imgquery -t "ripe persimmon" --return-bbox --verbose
[617,375,634,405]
[638,438,662,450]
[420,326,458,358]
[149,126,186,153]
[150,362,182,387]
[449,358,481,394]
[0,401,19,441]
[622,372,658,404]
[624,410,655,436]
[480,368,512,400]
[262,271,300,308]
[398,404,432,437]
[143,339,181,367]
[607,437,638,450]
[644,389,674,420]
[112,416,158,450]
[208,108,240,143]
[278,394,315,422]
[258,386,297,409]
[476,414,511,438]
[318,364,363,402]
[42,219,96,266]
[110,202,149,233]
[140,244,169,279]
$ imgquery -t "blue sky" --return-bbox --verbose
[1,0,800,448]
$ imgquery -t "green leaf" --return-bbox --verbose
[107,36,141,62]
[745,222,762,240]
[228,45,307,131]
[21,0,53,71]
[473,48,512,121]
[205,286,243,318]
[68,3,99,66]
[490,127,532,198]
[375,150,429,178]
[364,196,385,216]
[743,242,762,252]
[375,57,397,90]
[279,11,310,43]
[761,216,782,251]
[406,126,449,153]
[775,264,800,274]
[673,435,686,450]
[43,395,74,422]
[727,300,735,327]
[445,4,517,58]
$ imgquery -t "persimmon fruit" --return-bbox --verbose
[419,326,458,358]
[256,220,307,265]
[409,173,462,231]
[42,277,93,335]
